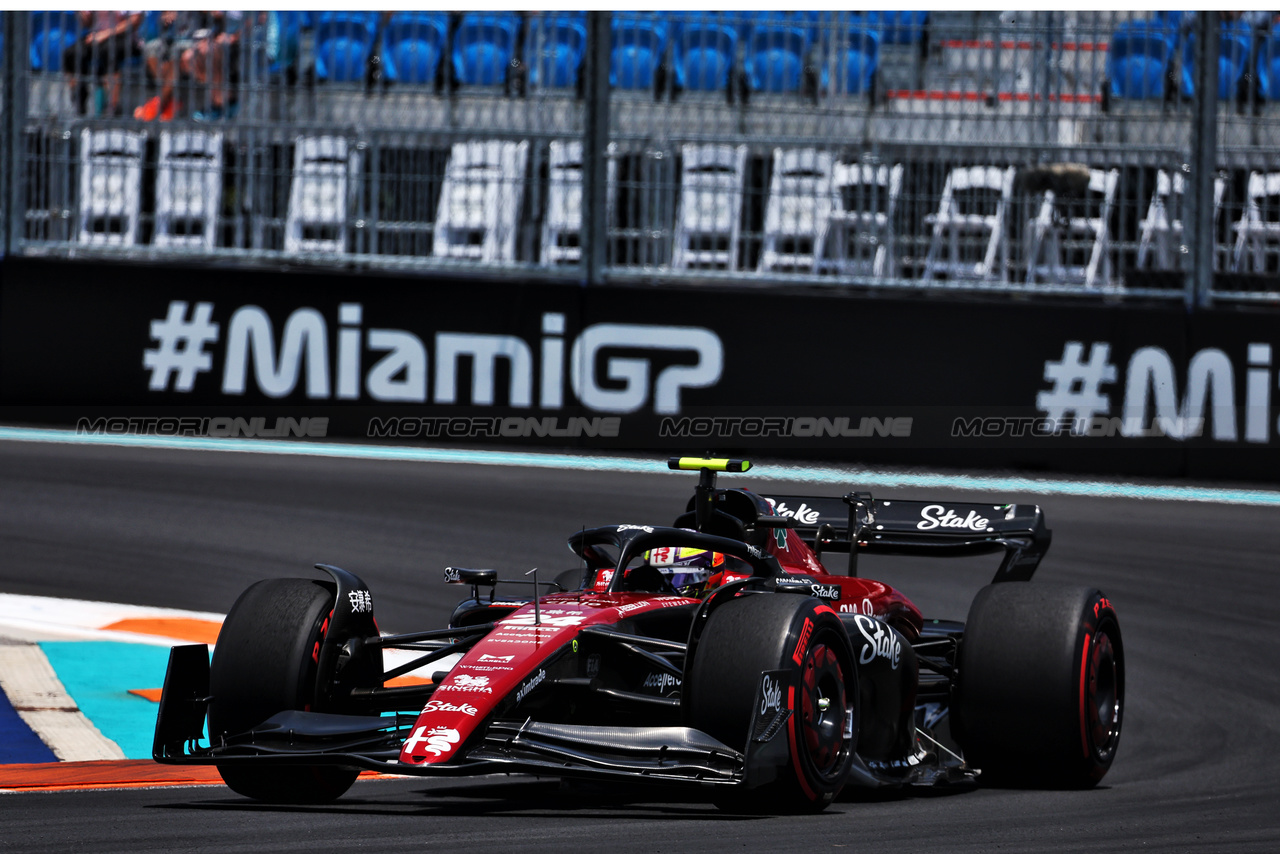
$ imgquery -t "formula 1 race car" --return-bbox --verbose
[153,458,1124,812]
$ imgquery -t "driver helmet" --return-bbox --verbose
[642,546,724,597]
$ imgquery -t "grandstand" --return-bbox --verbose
[9,10,1280,297]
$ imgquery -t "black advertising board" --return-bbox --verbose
[2,256,1279,480]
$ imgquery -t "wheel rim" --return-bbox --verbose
[799,640,848,777]
[1086,628,1121,760]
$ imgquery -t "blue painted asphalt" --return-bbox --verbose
[38,641,173,761]
[0,683,57,764]
[4,425,1280,507]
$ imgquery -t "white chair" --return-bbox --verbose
[1233,171,1280,273]
[434,140,529,263]
[285,136,361,254]
[541,140,617,266]
[1137,170,1225,271]
[671,143,748,270]
[922,165,1016,283]
[821,161,902,278]
[1025,168,1119,288]
[154,130,223,251]
[759,148,835,273]
[78,129,146,246]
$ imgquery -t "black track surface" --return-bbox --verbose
[2,441,1278,852]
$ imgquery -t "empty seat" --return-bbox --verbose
[760,148,835,273]
[1107,20,1176,100]
[673,15,737,92]
[822,161,903,278]
[1180,20,1252,99]
[285,136,360,254]
[541,140,617,266]
[381,12,448,85]
[433,140,529,263]
[829,26,880,96]
[453,12,521,86]
[745,20,812,93]
[155,130,224,251]
[1026,168,1120,288]
[611,13,668,89]
[1259,30,1280,101]
[314,12,378,83]
[525,13,587,89]
[1137,169,1225,271]
[31,11,81,72]
[922,166,1016,283]
[672,143,748,270]
[78,129,146,246]
[1233,172,1280,273]
[863,11,928,45]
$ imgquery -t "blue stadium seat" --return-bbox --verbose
[1260,30,1280,101]
[1107,20,1176,99]
[834,28,880,96]
[381,12,447,85]
[744,20,812,93]
[1180,19,1252,99]
[525,12,587,89]
[673,16,737,91]
[270,11,305,76]
[453,12,521,86]
[863,11,928,45]
[610,13,668,89]
[314,11,378,83]
[30,11,81,72]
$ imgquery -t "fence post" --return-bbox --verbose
[3,11,30,256]
[581,10,611,286]
[1186,11,1218,310]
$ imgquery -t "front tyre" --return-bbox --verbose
[208,578,360,803]
[956,583,1124,788]
[686,594,857,813]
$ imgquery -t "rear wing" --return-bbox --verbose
[761,493,1051,583]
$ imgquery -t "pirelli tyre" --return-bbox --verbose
[207,578,362,803]
[686,593,857,813]
[956,583,1124,788]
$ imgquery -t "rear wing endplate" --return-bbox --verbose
[761,493,1051,583]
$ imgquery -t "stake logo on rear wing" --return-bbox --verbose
[762,493,1051,583]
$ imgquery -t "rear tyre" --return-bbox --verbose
[686,594,857,813]
[956,583,1123,788]
[208,578,360,803]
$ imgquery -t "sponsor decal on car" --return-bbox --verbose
[421,700,479,717]
[760,674,783,715]
[854,615,902,670]
[778,578,841,601]
[916,504,992,532]
[839,597,875,615]
[617,524,655,533]
[586,654,601,678]
[437,674,493,694]
[515,668,547,703]
[443,567,462,583]
[347,589,373,613]
[478,653,514,663]
[765,499,821,525]
[404,725,461,757]
[642,672,682,692]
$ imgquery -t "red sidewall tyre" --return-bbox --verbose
[956,583,1124,788]
[686,593,858,812]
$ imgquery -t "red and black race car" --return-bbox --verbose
[153,457,1124,812]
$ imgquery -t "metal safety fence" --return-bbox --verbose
[4,10,1280,304]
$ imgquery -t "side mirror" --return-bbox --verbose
[754,515,794,529]
[443,567,498,586]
